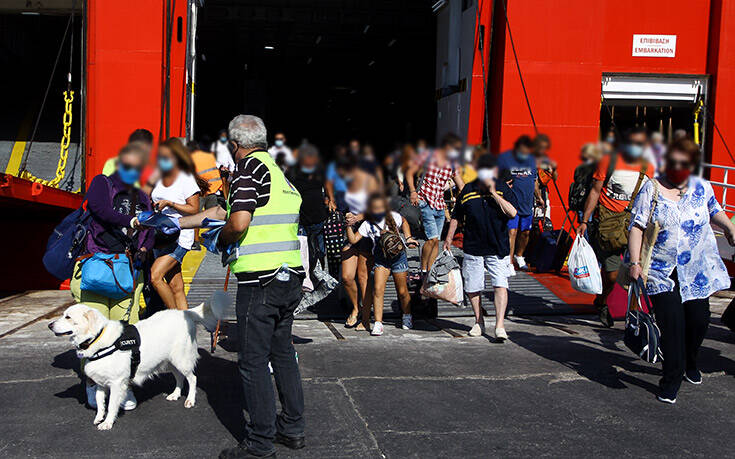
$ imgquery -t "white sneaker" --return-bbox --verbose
[371,321,384,336]
[508,262,516,277]
[468,322,485,337]
[121,389,137,411]
[495,327,508,341]
[515,255,528,271]
[86,383,98,409]
[402,314,413,330]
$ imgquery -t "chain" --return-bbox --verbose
[20,90,74,187]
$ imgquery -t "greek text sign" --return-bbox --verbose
[632,34,676,58]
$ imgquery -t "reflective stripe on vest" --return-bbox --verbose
[192,151,222,194]
[228,151,302,274]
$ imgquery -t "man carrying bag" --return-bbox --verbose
[577,127,654,327]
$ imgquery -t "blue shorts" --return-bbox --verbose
[508,214,533,231]
[373,248,409,273]
[154,243,188,263]
[418,199,446,240]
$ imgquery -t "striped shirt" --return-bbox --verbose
[229,151,304,285]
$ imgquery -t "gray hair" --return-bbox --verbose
[228,115,267,150]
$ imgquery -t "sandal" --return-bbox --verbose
[345,314,358,328]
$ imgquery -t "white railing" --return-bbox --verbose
[701,162,735,214]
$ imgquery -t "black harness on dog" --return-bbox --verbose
[86,322,141,379]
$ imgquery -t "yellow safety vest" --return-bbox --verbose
[227,150,302,274]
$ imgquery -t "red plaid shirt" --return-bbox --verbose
[417,151,454,210]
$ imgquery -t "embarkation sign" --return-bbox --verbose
[632,34,677,58]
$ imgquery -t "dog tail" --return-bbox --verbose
[186,303,218,332]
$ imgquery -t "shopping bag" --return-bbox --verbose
[298,235,313,292]
[420,250,464,306]
[568,235,602,294]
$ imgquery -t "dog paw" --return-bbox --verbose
[93,416,104,425]
[166,392,181,401]
[184,399,195,409]
[97,421,114,431]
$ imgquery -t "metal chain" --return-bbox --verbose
[20,90,74,187]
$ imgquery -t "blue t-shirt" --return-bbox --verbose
[326,162,347,193]
[497,150,537,216]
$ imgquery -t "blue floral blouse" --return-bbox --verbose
[628,176,730,301]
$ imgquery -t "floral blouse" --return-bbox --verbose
[629,176,730,301]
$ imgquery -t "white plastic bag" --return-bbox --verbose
[420,250,464,305]
[568,235,602,294]
[298,235,313,292]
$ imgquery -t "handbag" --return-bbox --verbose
[596,157,648,253]
[722,298,735,333]
[79,252,138,300]
[623,278,663,364]
[617,179,660,288]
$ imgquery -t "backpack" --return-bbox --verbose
[371,217,405,259]
[43,203,92,280]
[568,162,596,212]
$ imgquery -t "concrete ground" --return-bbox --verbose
[1,290,734,458]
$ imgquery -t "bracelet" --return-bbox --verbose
[630,261,641,266]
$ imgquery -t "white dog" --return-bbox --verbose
[49,303,216,430]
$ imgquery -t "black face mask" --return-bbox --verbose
[372,212,386,221]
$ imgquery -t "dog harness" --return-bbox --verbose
[85,322,141,379]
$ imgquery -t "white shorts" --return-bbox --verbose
[462,254,511,292]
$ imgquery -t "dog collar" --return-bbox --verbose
[78,326,107,351]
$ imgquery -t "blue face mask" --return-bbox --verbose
[301,165,316,174]
[158,157,175,173]
[515,151,530,161]
[219,136,227,143]
[625,144,644,159]
[117,163,141,185]
[275,139,285,147]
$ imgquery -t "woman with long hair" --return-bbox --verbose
[150,137,209,310]
[346,193,418,335]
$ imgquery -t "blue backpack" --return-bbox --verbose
[43,203,92,280]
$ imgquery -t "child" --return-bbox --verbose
[347,193,419,335]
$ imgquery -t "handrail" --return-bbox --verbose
[701,162,735,172]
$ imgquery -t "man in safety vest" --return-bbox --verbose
[218,115,306,459]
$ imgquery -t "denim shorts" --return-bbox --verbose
[418,199,445,240]
[373,248,409,273]
[508,214,533,231]
[154,243,188,263]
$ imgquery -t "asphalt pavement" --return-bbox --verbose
[1,292,734,458]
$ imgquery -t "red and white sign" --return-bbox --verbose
[632,34,677,58]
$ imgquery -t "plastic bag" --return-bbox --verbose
[568,235,602,294]
[420,250,464,306]
[298,235,313,292]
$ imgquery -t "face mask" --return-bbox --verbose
[477,168,495,186]
[606,136,615,144]
[447,148,460,160]
[342,174,354,184]
[666,167,691,185]
[158,157,175,173]
[275,139,284,147]
[219,136,227,143]
[515,151,530,161]
[625,144,644,159]
[372,212,386,221]
[117,164,141,185]
[301,165,316,174]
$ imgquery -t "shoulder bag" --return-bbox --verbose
[624,278,663,364]
[617,179,660,288]
[596,157,648,253]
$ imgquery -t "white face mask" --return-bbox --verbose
[477,168,495,186]
[447,148,460,160]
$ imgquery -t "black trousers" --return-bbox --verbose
[649,272,710,396]
[235,273,305,455]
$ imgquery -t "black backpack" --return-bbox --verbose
[568,162,597,212]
